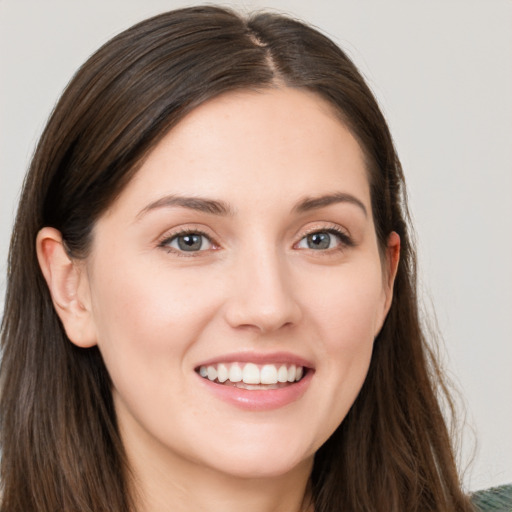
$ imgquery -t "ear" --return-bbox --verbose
[379,231,401,326]
[36,227,97,348]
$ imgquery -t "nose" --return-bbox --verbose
[223,248,303,334]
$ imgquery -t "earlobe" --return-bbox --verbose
[382,231,401,316]
[374,231,401,338]
[36,227,97,348]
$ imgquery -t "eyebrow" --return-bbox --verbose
[293,192,368,217]
[136,195,235,219]
[136,191,367,220]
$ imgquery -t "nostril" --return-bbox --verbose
[224,300,302,333]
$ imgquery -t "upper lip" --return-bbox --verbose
[195,351,314,370]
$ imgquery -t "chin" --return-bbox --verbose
[208,453,313,480]
[192,432,316,480]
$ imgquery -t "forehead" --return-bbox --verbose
[107,87,370,217]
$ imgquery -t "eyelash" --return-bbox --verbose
[296,225,354,252]
[157,225,353,256]
[158,228,217,257]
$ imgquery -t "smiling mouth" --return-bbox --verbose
[196,362,306,390]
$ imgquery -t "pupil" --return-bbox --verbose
[178,234,202,251]
[308,232,330,250]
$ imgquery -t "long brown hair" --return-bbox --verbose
[1,6,473,511]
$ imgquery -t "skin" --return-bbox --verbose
[37,87,399,512]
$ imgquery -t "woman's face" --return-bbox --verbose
[78,88,398,479]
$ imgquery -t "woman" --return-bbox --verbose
[0,6,476,511]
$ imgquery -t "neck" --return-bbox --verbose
[132,461,314,512]
[121,415,314,512]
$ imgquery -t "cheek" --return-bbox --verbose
[86,259,225,435]
[298,259,384,430]
[303,259,386,352]
[87,257,224,370]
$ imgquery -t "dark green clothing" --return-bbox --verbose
[472,484,512,511]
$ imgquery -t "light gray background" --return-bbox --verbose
[1,0,511,492]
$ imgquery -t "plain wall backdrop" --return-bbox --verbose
[1,0,511,492]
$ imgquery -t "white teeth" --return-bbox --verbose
[260,364,278,385]
[228,364,242,383]
[217,363,228,383]
[277,365,288,383]
[207,365,217,381]
[242,363,260,384]
[198,362,306,385]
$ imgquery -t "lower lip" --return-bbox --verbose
[196,370,314,411]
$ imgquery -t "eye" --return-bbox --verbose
[296,229,350,251]
[161,231,213,252]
